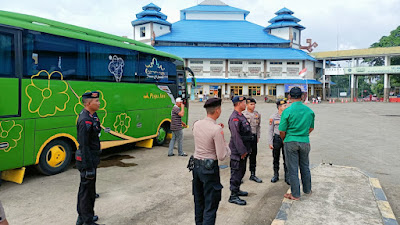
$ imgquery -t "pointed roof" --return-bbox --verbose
[266,7,305,30]
[275,7,294,15]
[132,3,171,26]
[199,0,227,5]
[142,3,161,11]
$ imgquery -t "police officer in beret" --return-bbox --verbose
[228,96,252,206]
[192,98,231,225]
[268,99,289,184]
[242,97,262,183]
[76,91,103,225]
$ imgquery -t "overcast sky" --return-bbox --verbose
[2,0,400,52]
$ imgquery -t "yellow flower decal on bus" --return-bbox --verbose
[0,120,23,153]
[25,70,70,117]
[113,113,131,134]
[74,90,107,124]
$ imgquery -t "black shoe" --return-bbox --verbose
[228,195,247,205]
[249,174,263,183]
[168,154,175,157]
[237,190,248,196]
[95,194,100,199]
[76,216,99,225]
[241,179,243,184]
[271,175,279,183]
[83,223,104,225]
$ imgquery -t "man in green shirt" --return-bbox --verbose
[279,87,315,200]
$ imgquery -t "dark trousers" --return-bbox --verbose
[273,135,287,175]
[77,169,97,224]
[192,159,222,225]
[230,157,247,192]
[248,136,258,172]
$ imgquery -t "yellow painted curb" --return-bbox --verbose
[369,178,382,189]
[377,200,396,220]
[271,219,285,225]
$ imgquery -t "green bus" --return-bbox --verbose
[0,11,191,182]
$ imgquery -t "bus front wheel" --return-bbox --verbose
[36,139,73,175]
[154,125,169,146]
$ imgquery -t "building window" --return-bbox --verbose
[248,61,261,64]
[270,61,282,65]
[248,86,261,96]
[230,86,243,96]
[293,32,297,41]
[190,60,203,64]
[287,62,300,65]
[140,27,146,37]
[230,61,243,64]
[160,26,163,30]
[268,85,277,96]
[210,60,223,64]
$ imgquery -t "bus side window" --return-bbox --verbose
[89,43,138,83]
[23,31,87,80]
[137,53,177,84]
[0,31,15,77]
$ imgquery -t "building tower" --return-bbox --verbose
[131,3,171,46]
[265,7,305,49]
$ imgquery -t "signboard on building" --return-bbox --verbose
[210,66,223,76]
[344,66,400,75]
[325,68,345,75]
[270,67,282,76]
[248,67,261,75]
[287,67,300,76]
[230,67,242,76]
[191,66,203,75]
[284,84,307,92]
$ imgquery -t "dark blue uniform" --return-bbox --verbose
[228,110,252,194]
[76,108,101,225]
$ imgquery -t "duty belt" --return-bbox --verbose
[194,158,218,167]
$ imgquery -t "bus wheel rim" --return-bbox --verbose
[46,145,66,168]
[158,127,166,142]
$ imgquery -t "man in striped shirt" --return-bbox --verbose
[168,97,188,157]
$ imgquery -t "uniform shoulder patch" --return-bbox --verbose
[233,118,239,122]
[85,121,93,125]
[269,118,273,125]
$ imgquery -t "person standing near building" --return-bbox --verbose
[279,87,315,200]
[76,91,103,225]
[168,97,188,157]
[228,96,252,206]
[192,98,231,225]
[268,99,289,184]
[242,98,262,183]
[0,201,9,225]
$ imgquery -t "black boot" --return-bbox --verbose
[271,170,279,183]
[228,192,247,205]
[237,190,248,196]
[249,171,263,183]
[76,216,99,225]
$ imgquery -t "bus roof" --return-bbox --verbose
[0,10,183,61]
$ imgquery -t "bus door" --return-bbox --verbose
[0,26,24,171]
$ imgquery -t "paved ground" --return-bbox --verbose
[0,101,399,224]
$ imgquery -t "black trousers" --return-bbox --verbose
[77,169,97,224]
[192,159,223,225]
[273,135,287,174]
[248,136,258,172]
[230,157,247,193]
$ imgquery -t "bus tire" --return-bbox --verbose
[154,124,169,146]
[36,139,72,175]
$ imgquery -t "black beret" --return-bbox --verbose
[289,87,303,97]
[232,96,246,104]
[276,99,287,106]
[82,91,100,99]
[246,97,256,104]
[204,97,222,108]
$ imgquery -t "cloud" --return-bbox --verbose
[1,0,399,52]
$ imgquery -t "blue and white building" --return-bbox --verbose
[132,0,323,100]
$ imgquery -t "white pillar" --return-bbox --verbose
[384,56,391,102]
[323,59,326,100]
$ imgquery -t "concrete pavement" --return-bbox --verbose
[272,164,398,225]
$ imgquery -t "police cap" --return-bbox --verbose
[203,97,222,108]
[82,91,100,100]
[246,97,256,104]
[232,96,246,104]
[276,99,287,106]
[289,87,303,98]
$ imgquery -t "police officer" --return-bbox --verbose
[76,91,103,225]
[192,98,231,225]
[242,97,262,183]
[268,99,289,184]
[228,96,252,206]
